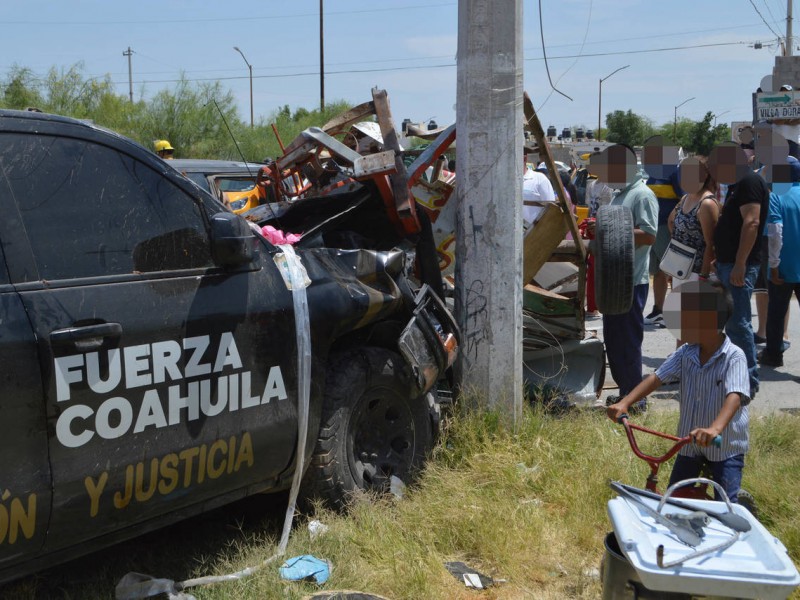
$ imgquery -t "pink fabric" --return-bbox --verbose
[260,225,302,245]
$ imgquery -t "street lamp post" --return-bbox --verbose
[233,46,254,128]
[673,96,695,143]
[598,64,630,141]
[713,110,731,127]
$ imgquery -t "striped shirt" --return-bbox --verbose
[655,335,750,461]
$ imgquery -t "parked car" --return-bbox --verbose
[0,109,457,583]
[171,158,268,214]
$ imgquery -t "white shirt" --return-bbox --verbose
[522,168,555,224]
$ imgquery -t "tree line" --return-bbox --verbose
[0,63,351,162]
[2,63,733,160]
[602,109,732,155]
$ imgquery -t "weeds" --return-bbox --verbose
[2,404,798,599]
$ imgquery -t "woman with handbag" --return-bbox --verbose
[665,156,720,283]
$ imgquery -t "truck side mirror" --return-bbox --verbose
[210,212,259,267]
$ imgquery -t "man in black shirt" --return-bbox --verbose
[710,143,769,397]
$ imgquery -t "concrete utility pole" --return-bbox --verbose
[123,47,133,103]
[788,0,794,57]
[455,0,523,423]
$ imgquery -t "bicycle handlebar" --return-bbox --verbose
[617,413,722,465]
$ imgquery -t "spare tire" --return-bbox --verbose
[594,205,634,315]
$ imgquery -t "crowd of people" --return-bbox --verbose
[573,127,800,505]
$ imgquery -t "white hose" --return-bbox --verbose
[116,245,313,599]
[276,243,312,554]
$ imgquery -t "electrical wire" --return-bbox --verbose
[41,22,772,80]
[0,2,456,26]
[537,0,592,111]
[761,0,780,30]
[538,0,573,102]
[11,38,766,90]
[109,36,754,86]
[749,0,783,38]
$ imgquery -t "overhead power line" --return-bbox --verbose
[537,0,593,110]
[102,38,763,86]
[760,0,780,28]
[0,2,456,26]
[748,0,783,38]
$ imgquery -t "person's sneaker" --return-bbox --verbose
[603,394,647,414]
[629,398,648,415]
[754,333,767,345]
[757,349,783,367]
[644,307,663,325]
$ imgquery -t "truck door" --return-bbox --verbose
[0,130,299,554]
[0,234,51,566]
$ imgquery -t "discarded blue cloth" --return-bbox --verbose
[279,554,331,585]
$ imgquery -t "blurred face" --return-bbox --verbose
[708,144,750,185]
[663,281,727,343]
[590,145,638,188]
[678,157,705,194]
[642,135,680,181]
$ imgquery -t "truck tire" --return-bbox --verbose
[594,205,634,315]
[305,347,435,508]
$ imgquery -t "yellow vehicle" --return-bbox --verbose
[171,159,267,214]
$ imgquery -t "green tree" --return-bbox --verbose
[655,118,694,149]
[0,63,357,162]
[1,65,44,109]
[605,109,655,147]
[137,75,240,158]
[685,111,718,156]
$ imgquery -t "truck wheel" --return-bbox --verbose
[594,205,634,315]
[306,347,435,508]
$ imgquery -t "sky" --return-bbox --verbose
[0,0,792,134]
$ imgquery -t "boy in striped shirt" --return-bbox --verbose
[606,280,750,503]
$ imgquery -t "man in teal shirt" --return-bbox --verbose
[760,155,800,367]
[596,145,659,408]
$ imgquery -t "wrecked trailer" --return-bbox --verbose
[249,90,632,408]
[0,107,458,584]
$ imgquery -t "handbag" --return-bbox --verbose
[659,238,697,280]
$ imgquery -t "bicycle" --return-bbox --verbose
[616,413,756,513]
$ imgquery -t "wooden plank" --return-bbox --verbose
[353,150,397,178]
[522,91,586,308]
[321,100,376,136]
[522,203,567,284]
[522,92,584,253]
[372,88,416,226]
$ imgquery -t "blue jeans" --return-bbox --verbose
[603,283,648,396]
[669,454,745,503]
[715,262,759,397]
[766,280,800,358]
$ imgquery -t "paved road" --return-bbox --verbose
[587,286,800,416]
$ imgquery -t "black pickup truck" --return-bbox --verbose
[0,109,457,583]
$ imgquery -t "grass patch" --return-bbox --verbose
[3,405,799,599]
